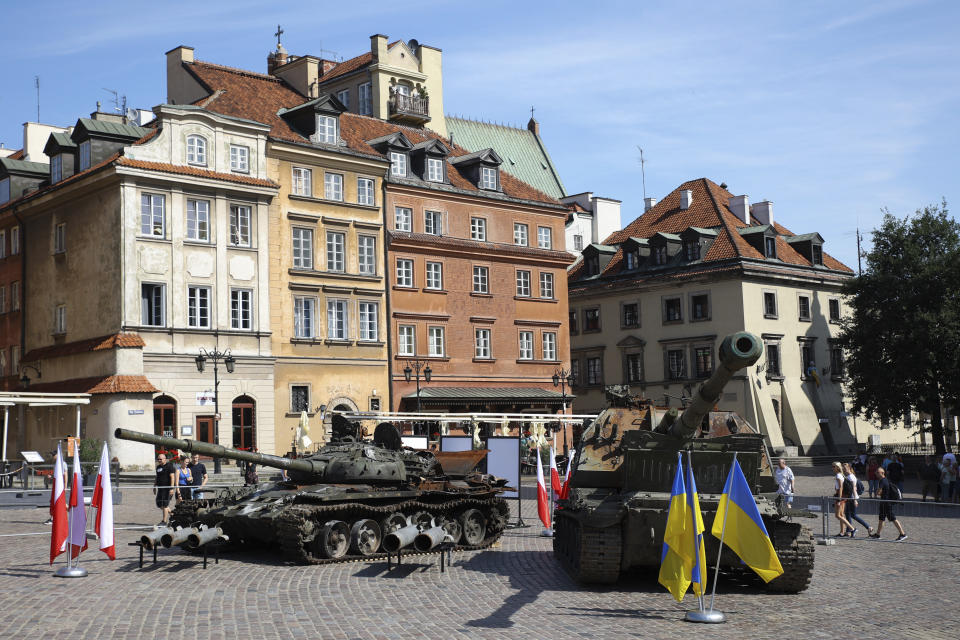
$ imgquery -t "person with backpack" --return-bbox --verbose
[870,467,907,541]
[842,462,873,536]
[831,461,855,537]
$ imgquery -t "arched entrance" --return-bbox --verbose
[153,395,177,438]
[232,395,256,451]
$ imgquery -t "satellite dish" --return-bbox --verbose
[125,108,140,126]
[408,39,419,51]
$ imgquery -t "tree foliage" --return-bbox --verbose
[838,202,960,453]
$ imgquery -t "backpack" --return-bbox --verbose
[887,483,902,502]
[856,480,865,496]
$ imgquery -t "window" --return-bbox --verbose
[398,325,415,356]
[514,223,528,246]
[315,115,338,144]
[811,245,824,266]
[292,227,313,269]
[10,227,17,255]
[10,346,19,376]
[829,299,841,322]
[480,166,497,190]
[691,294,710,321]
[291,385,310,413]
[357,177,375,205]
[543,332,557,361]
[695,346,713,378]
[626,353,643,383]
[516,270,531,297]
[0,287,6,313]
[571,359,581,386]
[625,250,639,270]
[471,217,486,241]
[518,331,533,360]
[427,157,444,182]
[473,266,489,293]
[324,173,343,201]
[230,204,251,246]
[186,199,210,242]
[11,281,19,311]
[140,193,165,237]
[369,397,381,412]
[425,262,443,290]
[230,145,249,172]
[622,302,639,328]
[0,178,9,204]
[764,236,777,258]
[359,82,372,116]
[587,357,603,385]
[292,167,312,196]
[424,210,442,235]
[539,272,554,299]
[327,299,347,340]
[396,258,414,287]
[573,234,583,251]
[54,223,66,253]
[186,135,207,165]
[801,342,816,376]
[390,152,407,177]
[336,89,349,109]
[830,345,844,377]
[79,141,91,171]
[585,256,600,276]
[51,155,62,182]
[187,286,210,328]
[358,235,376,275]
[766,343,782,377]
[584,308,600,332]
[653,245,668,265]
[537,226,552,249]
[294,297,315,338]
[54,305,67,334]
[428,326,445,357]
[141,283,165,326]
[664,297,682,322]
[326,231,345,272]
[667,349,686,380]
[395,206,412,232]
[0,231,5,258]
[763,291,778,318]
[685,242,700,261]
[798,295,811,321]
[569,310,579,334]
[475,328,491,359]
[231,288,252,330]
[359,301,378,341]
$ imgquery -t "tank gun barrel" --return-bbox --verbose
[655,332,762,439]
[114,428,323,474]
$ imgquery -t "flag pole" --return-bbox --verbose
[708,451,737,612]
[683,450,725,623]
[687,449,705,614]
[55,442,88,578]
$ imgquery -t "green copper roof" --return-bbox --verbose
[446,116,565,199]
[0,158,48,175]
[76,118,151,140]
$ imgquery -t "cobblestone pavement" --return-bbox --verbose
[0,476,957,640]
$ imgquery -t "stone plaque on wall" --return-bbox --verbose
[229,255,255,281]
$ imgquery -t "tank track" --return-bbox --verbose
[763,520,814,593]
[276,496,509,565]
[553,512,622,584]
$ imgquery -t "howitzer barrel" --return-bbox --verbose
[657,332,763,439]
[114,428,323,474]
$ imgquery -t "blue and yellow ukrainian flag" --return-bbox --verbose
[685,458,708,597]
[658,453,693,601]
[711,459,784,582]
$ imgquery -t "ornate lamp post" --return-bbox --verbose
[552,367,574,457]
[195,348,236,474]
[403,358,432,414]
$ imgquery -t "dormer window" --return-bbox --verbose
[625,250,639,270]
[653,245,668,265]
[79,141,91,171]
[427,157,444,182]
[315,115,338,145]
[0,179,9,204]
[685,242,700,261]
[390,152,407,177]
[811,245,823,266]
[586,255,600,276]
[51,155,62,183]
[480,166,498,190]
[230,145,249,173]
[186,135,207,166]
[765,236,777,258]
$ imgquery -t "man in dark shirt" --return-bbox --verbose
[188,454,208,500]
[918,455,941,502]
[869,467,907,541]
[886,453,905,493]
[154,453,177,526]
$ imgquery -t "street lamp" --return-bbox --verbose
[195,348,236,474]
[403,358,432,414]
[552,367,574,457]
[19,364,42,388]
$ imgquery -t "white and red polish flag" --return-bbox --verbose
[549,446,562,495]
[68,448,88,559]
[535,447,551,530]
[559,449,576,501]
[91,443,115,560]
[49,443,68,564]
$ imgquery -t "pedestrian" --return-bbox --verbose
[153,453,177,526]
[842,462,873,536]
[176,456,193,501]
[243,448,259,486]
[881,452,892,471]
[869,467,907,541]
[775,458,795,508]
[939,457,957,503]
[867,456,880,498]
[188,454,208,500]
[918,455,940,502]
[886,452,905,494]
[832,461,854,537]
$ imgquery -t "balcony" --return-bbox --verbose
[388,93,430,125]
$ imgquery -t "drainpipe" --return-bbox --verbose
[381,173,394,412]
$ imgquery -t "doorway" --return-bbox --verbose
[195,416,216,457]
[232,395,256,451]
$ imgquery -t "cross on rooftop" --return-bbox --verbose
[275,25,284,48]
[530,106,535,119]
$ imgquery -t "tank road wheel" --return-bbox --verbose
[314,520,350,559]
[410,510,434,530]
[439,516,462,544]
[763,520,815,593]
[459,509,487,545]
[349,519,382,556]
[379,512,408,536]
[553,513,622,584]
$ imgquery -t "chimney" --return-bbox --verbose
[371,34,388,63]
[644,197,657,212]
[728,195,750,224]
[320,59,337,76]
[751,200,774,226]
[680,190,693,210]
[527,117,540,136]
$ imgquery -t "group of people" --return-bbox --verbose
[831,460,907,541]
[862,453,905,498]
[918,453,958,503]
[153,453,208,526]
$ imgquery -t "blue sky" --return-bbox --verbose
[2,0,957,268]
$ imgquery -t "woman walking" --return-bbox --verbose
[832,461,854,537]
[867,456,880,498]
[843,462,873,536]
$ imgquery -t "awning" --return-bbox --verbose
[401,387,574,406]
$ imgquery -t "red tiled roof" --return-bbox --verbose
[23,333,145,363]
[317,51,373,83]
[23,375,158,395]
[7,149,24,160]
[116,157,278,187]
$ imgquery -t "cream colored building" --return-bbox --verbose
[568,178,914,455]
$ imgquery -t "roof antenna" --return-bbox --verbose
[35,76,40,122]
[637,146,647,200]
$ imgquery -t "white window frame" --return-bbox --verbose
[390,152,407,177]
[292,166,312,196]
[326,231,345,272]
[294,296,316,338]
[230,145,249,173]
[187,286,211,329]
[539,272,554,299]
[10,281,19,311]
[358,235,376,275]
[10,226,18,255]
[230,204,252,247]
[315,115,338,145]
[336,89,350,109]
[324,172,343,201]
[79,140,91,171]
[516,270,531,297]
[359,82,372,115]
[518,331,533,360]
[186,199,210,242]
[471,217,487,241]
[357,177,375,206]
[396,258,414,287]
[140,193,165,238]
[231,288,253,330]
[473,266,489,294]
[542,332,557,361]
[480,166,497,190]
[475,328,491,359]
[292,227,314,269]
[54,304,67,335]
[425,262,443,290]
[54,222,66,253]
[424,210,442,235]
[537,226,552,249]
[573,234,583,251]
[398,325,416,356]
[326,298,348,340]
[428,326,445,357]
[395,206,412,232]
[514,223,528,246]
[141,283,165,327]
[427,157,444,182]
[186,135,207,166]
[358,301,379,342]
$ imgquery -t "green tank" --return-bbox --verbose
[553,332,814,592]
[115,418,510,564]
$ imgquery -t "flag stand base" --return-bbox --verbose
[54,565,88,578]
[685,610,725,623]
[540,527,553,537]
